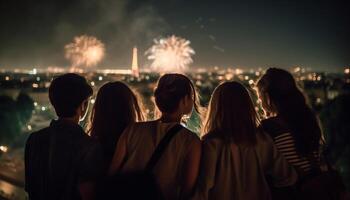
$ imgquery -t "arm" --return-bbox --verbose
[265,134,298,187]
[181,138,202,199]
[190,139,217,200]
[108,130,128,175]
[78,144,106,200]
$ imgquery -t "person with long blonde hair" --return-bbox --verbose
[193,81,297,200]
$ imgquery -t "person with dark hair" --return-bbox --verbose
[193,81,297,200]
[256,68,326,198]
[256,68,322,175]
[109,73,202,200]
[25,73,105,200]
[88,81,144,165]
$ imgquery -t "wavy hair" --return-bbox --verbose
[256,68,321,155]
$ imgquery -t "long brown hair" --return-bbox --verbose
[256,68,321,155]
[88,81,144,159]
[203,81,260,145]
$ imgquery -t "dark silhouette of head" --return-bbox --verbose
[204,81,259,145]
[89,81,144,158]
[256,68,321,155]
[49,73,92,118]
[154,73,200,116]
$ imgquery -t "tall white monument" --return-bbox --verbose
[131,46,139,77]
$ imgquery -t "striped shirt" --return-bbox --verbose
[273,132,319,173]
[261,117,320,175]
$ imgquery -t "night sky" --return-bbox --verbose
[0,0,349,71]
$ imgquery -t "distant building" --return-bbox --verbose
[131,47,139,77]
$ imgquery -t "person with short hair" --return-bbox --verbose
[109,73,202,200]
[193,81,297,200]
[25,73,105,200]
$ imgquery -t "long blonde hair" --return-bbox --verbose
[203,81,260,145]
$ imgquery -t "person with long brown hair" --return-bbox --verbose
[109,73,202,200]
[256,68,328,199]
[256,68,322,176]
[89,81,144,165]
[193,81,297,200]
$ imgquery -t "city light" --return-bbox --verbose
[29,68,37,75]
[345,68,350,74]
[0,145,8,153]
[235,69,243,75]
[225,73,234,80]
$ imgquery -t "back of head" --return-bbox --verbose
[204,81,259,145]
[89,81,144,156]
[257,68,321,155]
[49,73,92,118]
[154,73,200,114]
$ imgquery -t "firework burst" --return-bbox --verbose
[65,35,105,68]
[145,35,195,72]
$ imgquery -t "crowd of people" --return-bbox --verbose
[24,68,346,200]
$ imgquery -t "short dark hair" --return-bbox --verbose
[49,73,93,118]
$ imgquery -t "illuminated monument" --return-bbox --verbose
[131,46,139,77]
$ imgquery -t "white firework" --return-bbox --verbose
[145,35,195,72]
[65,35,105,68]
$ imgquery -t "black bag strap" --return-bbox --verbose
[145,124,183,172]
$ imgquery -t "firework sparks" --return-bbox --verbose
[145,35,195,72]
[65,35,105,68]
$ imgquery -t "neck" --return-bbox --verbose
[59,116,80,124]
[160,112,182,123]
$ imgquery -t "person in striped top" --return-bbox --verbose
[260,116,320,174]
[256,68,322,177]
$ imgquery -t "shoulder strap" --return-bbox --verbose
[145,124,183,171]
